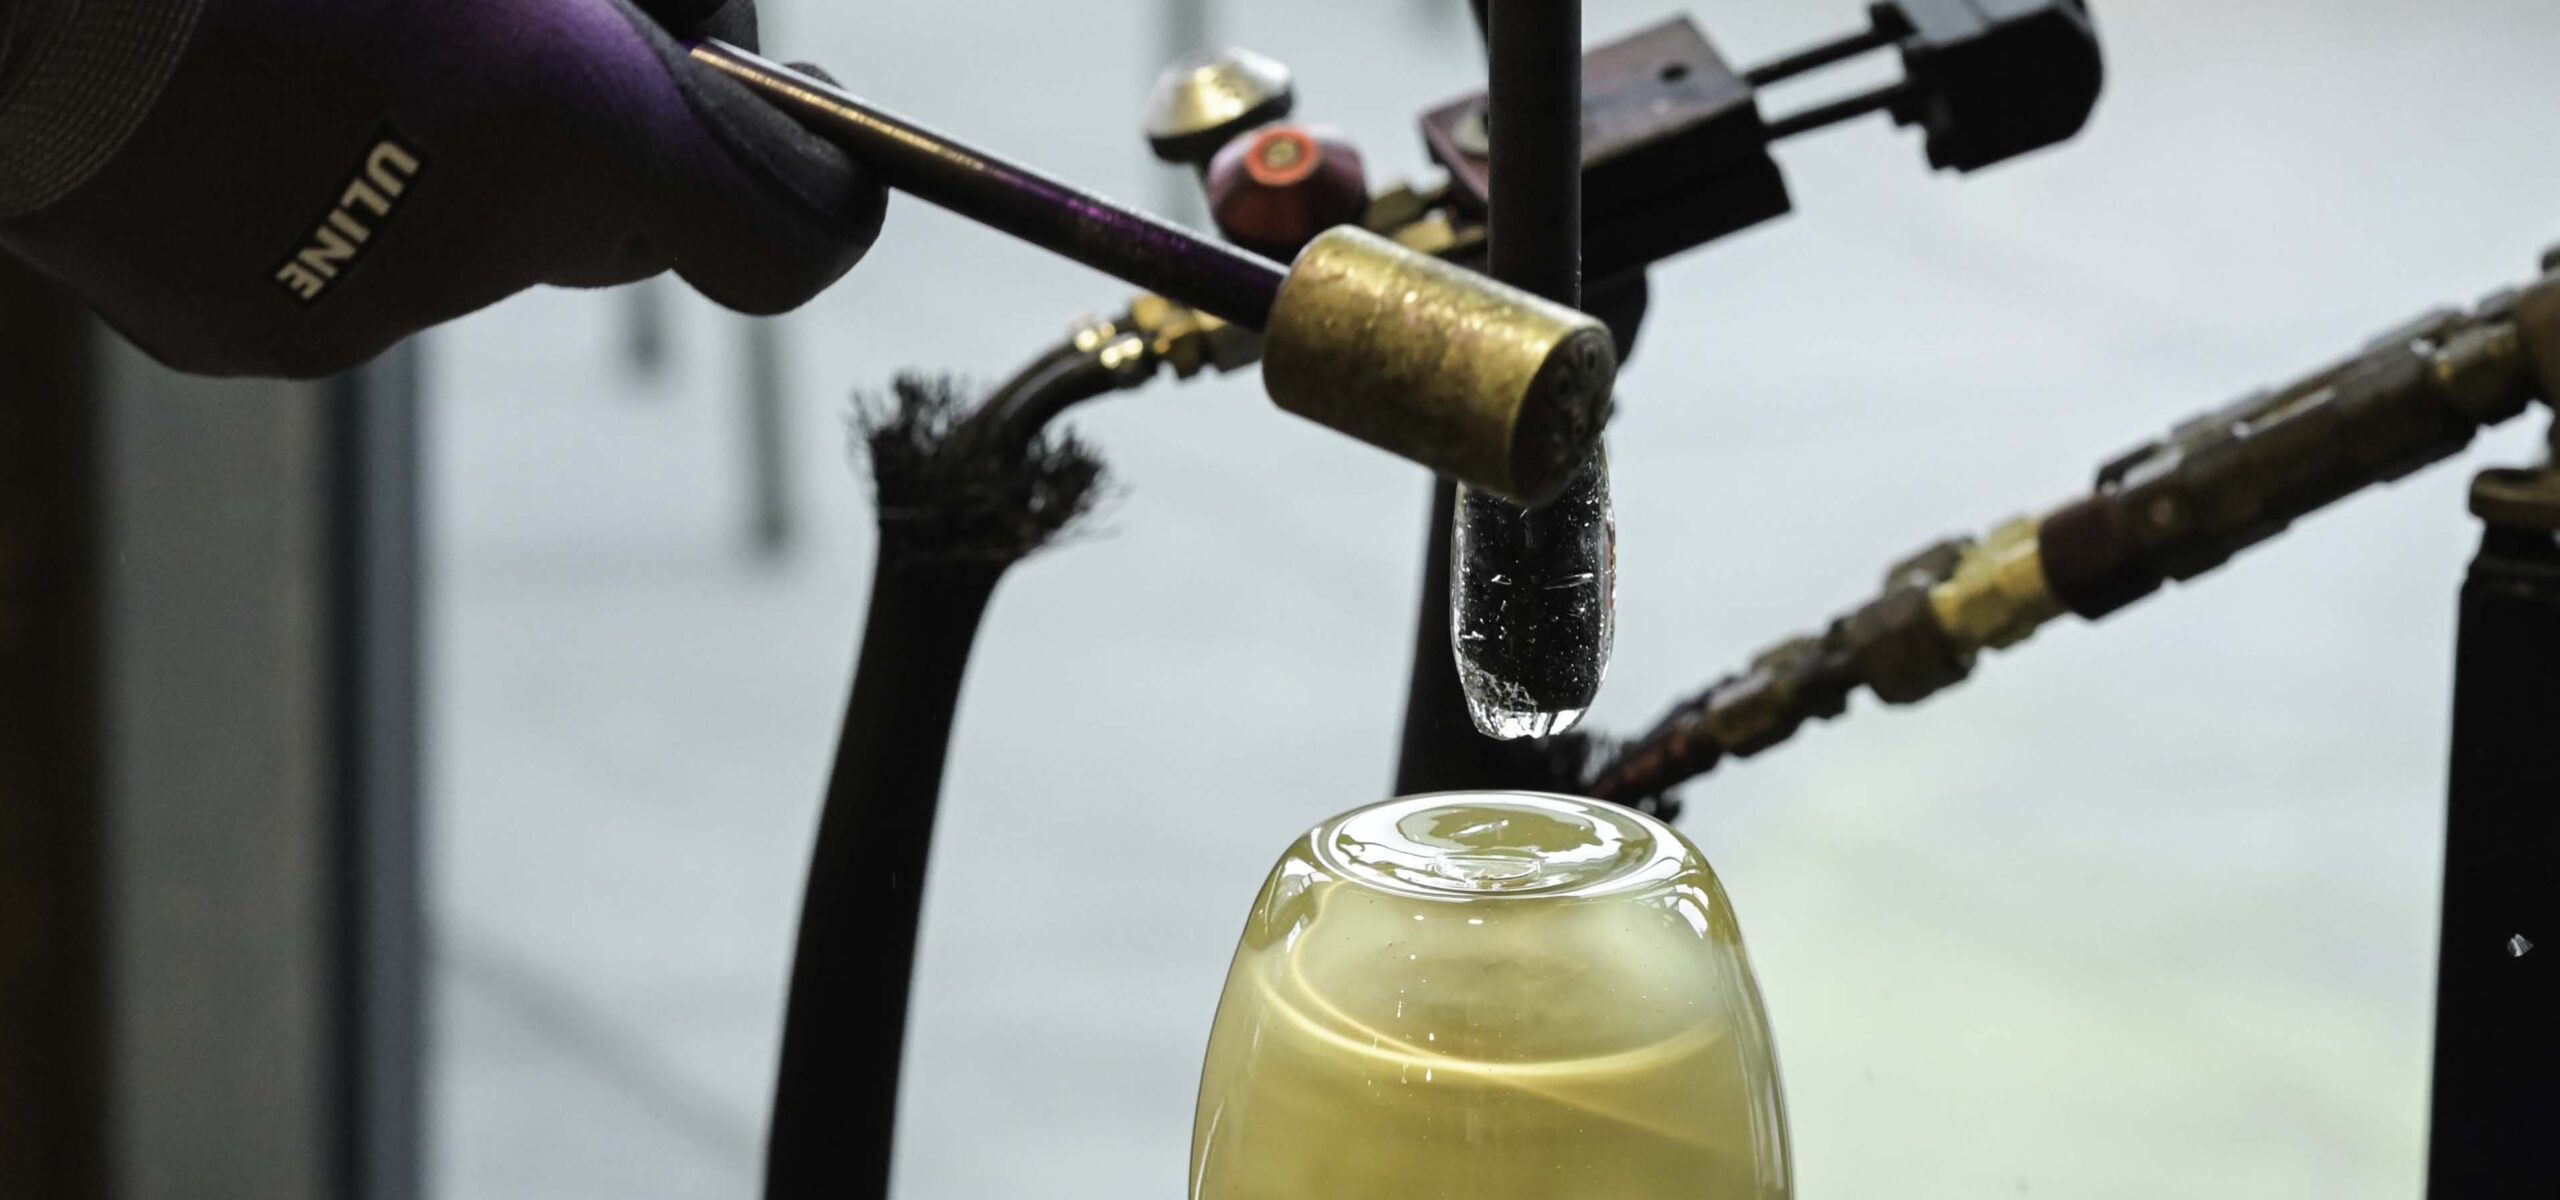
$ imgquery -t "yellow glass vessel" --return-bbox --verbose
[1190,791,1790,1200]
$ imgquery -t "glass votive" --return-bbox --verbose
[1190,791,1790,1200]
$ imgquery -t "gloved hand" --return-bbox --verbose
[0,0,884,378]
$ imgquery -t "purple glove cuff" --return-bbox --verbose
[0,0,204,216]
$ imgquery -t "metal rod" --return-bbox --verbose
[1395,479,1473,795]
[1487,0,1583,308]
[743,317,793,559]
[0,257,109,1200]
[691,41,1287,329]
[1155,0,1216,222]
[321,348,428,1200]
[1743,23,1898,87]
[623,277,669,378]
[1763,80,1910,142]
[1394,0,1588,790]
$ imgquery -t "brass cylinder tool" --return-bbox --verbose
[690,40,1615,506]
[1263,228,1617,508]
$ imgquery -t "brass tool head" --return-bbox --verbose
[1143,48,1297,168]
[1261,227,1617,506]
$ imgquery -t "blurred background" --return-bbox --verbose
[10,1,2560,1198]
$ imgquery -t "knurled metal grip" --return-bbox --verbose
[1260,227,1617,507]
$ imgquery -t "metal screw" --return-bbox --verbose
[1097,332,1155,383]
[1069,315,1122,354]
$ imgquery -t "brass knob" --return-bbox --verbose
[1143,48,1296,169]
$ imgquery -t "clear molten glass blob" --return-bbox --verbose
[1451,455,1616,740]
[1191,792,1792,1200]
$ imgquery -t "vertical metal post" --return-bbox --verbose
[1394,480,1498,793]
[1394,0,1584,794]
[95,340,342,1200]
[0,282,423,1199]
[324,348,427,1200]
[1485,0,1583,310]
[2425,509,2560,1196]
[1156,0,1216,222]
[0,256,110,1200]
[624,279,670,378]
[743,317,794,558]
[738,8,796,558]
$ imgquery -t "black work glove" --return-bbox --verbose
[0,0,884,378]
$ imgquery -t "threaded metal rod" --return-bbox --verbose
[1743,22,1899,87]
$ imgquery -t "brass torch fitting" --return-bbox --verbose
[1260,227,1617,507]
[1128,294,1263,379]
[1928,516,2064,653]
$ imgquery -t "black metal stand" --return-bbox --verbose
[2424,497,2560,1198]
[0,248,109,1200]
[1393,0,1585,795]
[323,346,428,1200]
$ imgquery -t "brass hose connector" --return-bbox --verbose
[1928,516,2064,654]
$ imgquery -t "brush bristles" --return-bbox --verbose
[855,373,1110,566]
